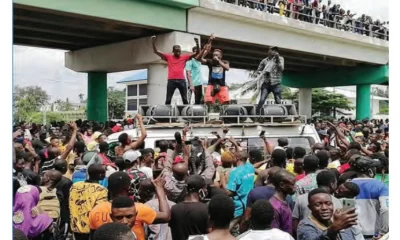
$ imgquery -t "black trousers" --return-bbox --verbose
[165,80,189,105]
[256,83,282,114]
[193,85,203,104]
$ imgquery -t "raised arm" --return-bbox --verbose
[151,176,171,224]
[189,38,200,59]
[196,34,215,63]
[60,122,78,160]
[127,114,147,150]
[151,36,166,60]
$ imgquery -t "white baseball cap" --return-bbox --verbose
[122,150,142,163]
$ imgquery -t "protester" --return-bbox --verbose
[89,171,170,240]
[196,35,231,105]
[13,185,54,239]
[169,174,209,240]
[93,222,137,240]
[189,194,236,240]
[220,150,254,234]
[186,45,207,104]
[297,188,358,240]
[292,170,342,235]
[238,199,294,240]
[140,178,175,240]
[69,164,108,240]
[293,154,319,199]
[254,46,284,120]
[269,169,296,234]
[151,35,199,105]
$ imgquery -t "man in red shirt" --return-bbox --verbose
[152,36,199,105]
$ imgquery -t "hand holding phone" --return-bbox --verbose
[341,198,356,211]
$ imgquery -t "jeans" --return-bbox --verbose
[165,80,189,105]
[256,83,281,114]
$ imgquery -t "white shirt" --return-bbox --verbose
[237,229,294,240]
[139,166,153,178]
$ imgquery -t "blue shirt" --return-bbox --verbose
[227,162,255,217]
[185,59,204,86]
[71,165,108,187]
[352,178,389,236]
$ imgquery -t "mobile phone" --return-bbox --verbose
[341,198,356,211]
[259,130,266,137]
[153,169,162,179]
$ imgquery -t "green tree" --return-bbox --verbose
[108,87,126,119]
[13,85,50,122]
[29,111,64,124]
[53,98,73,111]
[291,88,353,117]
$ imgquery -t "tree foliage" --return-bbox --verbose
[108,87,126,119]
[291,88,353,116]
[29,111,64,124]
[53,98,73,111]
[13,85,50,122]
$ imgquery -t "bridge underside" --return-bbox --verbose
[200,38,381,73]
[13,4,170,50]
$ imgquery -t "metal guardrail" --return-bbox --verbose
[221,0,389,41]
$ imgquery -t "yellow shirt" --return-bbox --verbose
[69,182,108,234]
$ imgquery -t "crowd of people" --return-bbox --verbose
[12,114,389,240]
[220,0,389,40]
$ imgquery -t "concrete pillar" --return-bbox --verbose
[87,72,108,122]
[147,63,168,105]
[356,84,371,120]
[298,88,312,119]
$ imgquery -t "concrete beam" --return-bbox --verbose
[65,31,200,72]
[14,0,187,31]
[189,0,388,64]
[283,65,388,88]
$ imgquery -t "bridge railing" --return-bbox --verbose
[222,0,389,41]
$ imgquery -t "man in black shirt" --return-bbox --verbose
[196,36,230,105]
[169,174,209,240]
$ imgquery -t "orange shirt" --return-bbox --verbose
[89,201,157,240]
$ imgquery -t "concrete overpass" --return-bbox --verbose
[13,0,389,121]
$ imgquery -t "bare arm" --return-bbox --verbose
[216,59,230,71]
[151,36,166,60]
[228,136,242,152]
[262,136,274,155]
[127,114,147,150]
[188,38,200,59]
[206,138,224,154]
[152,176,171,224]
[60,122,78,160]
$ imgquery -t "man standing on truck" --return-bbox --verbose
[151,36,200,105]
[196,35,231,106]
[254,46,285,118]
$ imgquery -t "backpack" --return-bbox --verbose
[37,187,60,220]
[128,169,148,200]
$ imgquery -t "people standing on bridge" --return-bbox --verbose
[254,46,284,119]
[196,35,231,106]
[151,36,200,105]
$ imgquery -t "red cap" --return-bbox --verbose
[173,156,184,164]
[112,125,122,133]
[127,118,133,124]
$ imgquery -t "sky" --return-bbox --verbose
[13,0,388,103]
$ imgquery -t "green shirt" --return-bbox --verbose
[185,59,203,86]
[375,174,389,186]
